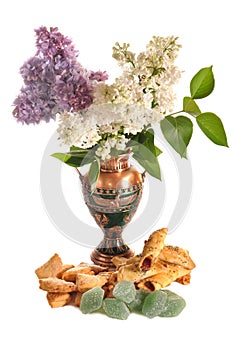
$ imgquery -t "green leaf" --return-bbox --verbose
[70,145,88,152]
[183,96,201,117]
[68,149,96,166]
[196,112,228,146]
[51,153,84,167]
[129,129,162,157]
[81,150,96,166]
[143,128,162,156]
[128,128,162,179]
[132,143,161,180]
[190,66,215,99]
[160,116,193,158]
[88,157,100,192]
[67,151,88,157]
[153,145,162,157]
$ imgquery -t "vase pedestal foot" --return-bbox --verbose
[90,248,134,269]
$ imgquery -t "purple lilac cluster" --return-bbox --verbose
[13,26,108,124]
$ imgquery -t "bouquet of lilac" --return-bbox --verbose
[13,26,228,189]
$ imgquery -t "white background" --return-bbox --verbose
[1,0,233,349]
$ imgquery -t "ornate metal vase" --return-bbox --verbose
[81,154,145,267]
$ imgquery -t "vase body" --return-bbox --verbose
[81,154,144,267]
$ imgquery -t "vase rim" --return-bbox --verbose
[100,153,131,172]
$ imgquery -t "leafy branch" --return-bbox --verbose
[160,66,228,157]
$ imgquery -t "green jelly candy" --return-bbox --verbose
[159,290,186,317]
[113,281,136,303]
[102,298,130,320]
[80,287,104,314]
[127,289,150,313]
[142,290,167,318]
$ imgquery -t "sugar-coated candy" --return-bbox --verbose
[127,289,150,313]
[142,290,167,318]
[102,298,130,320]
[113,281,136,303]
[158,290,186,317]
[80,286,104,314]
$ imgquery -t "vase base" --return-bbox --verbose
[90,248,134,269]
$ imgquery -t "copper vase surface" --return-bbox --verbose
[81,154,145,268]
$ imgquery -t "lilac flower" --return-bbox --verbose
[20,56,49,84]
[13,26,108,124]
[89,70,108,82]
[54,74,93,111]
[13,84,57,124]
[35,26,78,59]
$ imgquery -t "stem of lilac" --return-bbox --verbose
[165,110,184,118]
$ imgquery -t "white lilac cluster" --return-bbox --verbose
[57,36,181,160]
[57,103,163,148]
[95,135,128,161]
[94,36,181,114]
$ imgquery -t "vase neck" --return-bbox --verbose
[100,154,130,172]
